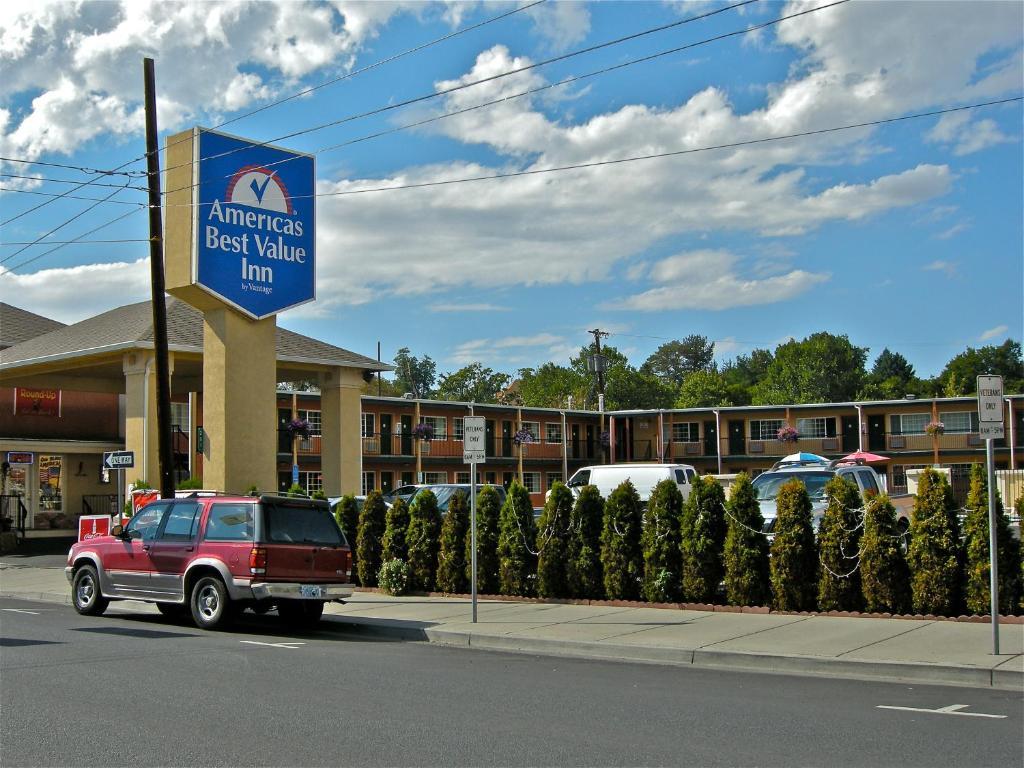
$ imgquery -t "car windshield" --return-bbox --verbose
[752,472,833,501]
[263,501,345,546]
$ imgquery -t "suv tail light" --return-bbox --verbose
[250,546,267,575]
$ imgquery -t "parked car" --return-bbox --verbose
[66,494,354,630]
[383,484,424,505]
[752,458,911,536]
[560,463,698,504]
[407,483,507,512]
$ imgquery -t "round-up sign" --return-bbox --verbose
[193,128,315,319]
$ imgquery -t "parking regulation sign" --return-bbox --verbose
[193,128,315,319]
[463,416,486,463]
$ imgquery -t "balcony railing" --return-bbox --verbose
[875,431,1006,452]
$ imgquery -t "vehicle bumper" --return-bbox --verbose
[249,582,354,600]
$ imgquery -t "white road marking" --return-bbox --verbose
[877,704,1006,719]
[1,608,40,615]
[239,640,305,649]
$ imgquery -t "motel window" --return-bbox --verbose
[546,472,562,490]
[361,472,375,495]
[361,413,376,438]
[298,409,321,436]
[545,422,563,444]
[795,417,836,439]
[523,472,541,493]
[521,421,540,441]
[453,417,464,441]
[424,471,447,484]
[889,413,930,435]
[671,422,699,443]
[939,411,978,434]
[423,416,448,440]
[456,471,471,484]
[299,472,322,496]
[750,419,783,441]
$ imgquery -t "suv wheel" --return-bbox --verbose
[278,599,324,628]
[72,565,109,616]
[190,576,233,630]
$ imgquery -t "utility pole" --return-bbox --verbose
[143,57,175,500]
[588,328,610,462]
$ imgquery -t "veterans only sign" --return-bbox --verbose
[193,128,315,319]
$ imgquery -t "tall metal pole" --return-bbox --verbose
[143,58,175,500]
[986,437,999,655]
[471,461,477,624]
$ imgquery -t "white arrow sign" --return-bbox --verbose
[103,450,135,469]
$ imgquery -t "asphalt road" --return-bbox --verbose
[1,596,1021,768]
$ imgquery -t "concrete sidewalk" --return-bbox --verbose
[3,562,1021,691]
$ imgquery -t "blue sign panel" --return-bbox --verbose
[194,128,315,319]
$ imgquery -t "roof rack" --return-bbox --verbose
[769,458,832,471]
[828,457,867,469]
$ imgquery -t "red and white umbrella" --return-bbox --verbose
[840,450,890,464]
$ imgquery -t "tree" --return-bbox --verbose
[406,490,442,592]
[907,469,961,615]
[334,495,361,586]
[723,474,771,607]
[641,479,683,603]
[436,491,469,594]
[566,485,604,599]
[872,348,916,382]
[515,363,589,408]
[817,477,864,612]
[640,335,715,388]
[382,497,410,562]
[675,369,734,408]
[436,363,511,404]
[536,482,573,598]
[962,464,1021,614]
[604,366,676,410]
[497,481,537,596]
[465,485,502,594]
[570,342,629,377]
[860,348,928,400]
[720,348,773,405]
[769,479,818,611]
[938,340,1023,395]
[679,477,727,603]
[752,333,868,405]
[600,480,644,600]
[356,491,386,587]
[393,347,437,398]
[860,495,911,614]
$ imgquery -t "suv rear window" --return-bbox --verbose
[263,502,345,546]
[205,503,255,541]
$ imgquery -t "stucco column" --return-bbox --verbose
[320,366,364,497]
[202,309,277,493]
[123,351,174,490]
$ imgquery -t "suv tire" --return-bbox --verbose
[72,564,109,616]
[278,599,324,628]
[190,575,233,630]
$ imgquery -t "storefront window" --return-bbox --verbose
[38,455,62,511]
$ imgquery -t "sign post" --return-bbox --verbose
[103,451,135,529]
[977,374,1004,655]
[463,416,486,623]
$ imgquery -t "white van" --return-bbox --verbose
[563,463,697,503]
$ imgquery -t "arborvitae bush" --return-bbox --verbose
[465,485,501,594]
[355,491,386,587]
[680,477,727,603]
[860,495,911,614]
[641,479,683,603]
[907,468,962,615]
[497,481,537,596]
[817,476,865,612]
[406,490,442,592]
[334,495,361,585]
[436,492,469,594]
[566,485,604,599]
[962,464,1021,614]
[723,473,770,607]
[536,482,573,599]
[600,480,644,601]
[382,497,410,562]
[769,479,818,611]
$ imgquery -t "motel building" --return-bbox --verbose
[2,300,1023,542]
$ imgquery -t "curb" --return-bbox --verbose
[3,588,1020,691]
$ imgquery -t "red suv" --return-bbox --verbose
[66,494,353,630]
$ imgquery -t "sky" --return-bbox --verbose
[1,0,1021,383]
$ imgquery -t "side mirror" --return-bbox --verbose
[111,524,124,537]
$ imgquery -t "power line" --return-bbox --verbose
[159,0,760,182]
[0,186,145,206]
[0,172,149,191]
[0,238,150,246]
[0,156,147,178]
[1,2,543,224]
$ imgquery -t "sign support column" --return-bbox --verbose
[464,416,486,623]
[977,374,1004,655]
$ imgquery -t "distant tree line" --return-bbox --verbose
[365,335,1023,410]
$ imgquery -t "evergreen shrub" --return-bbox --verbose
[962,465,1021,614]
[817,476,864,612]
[907,468,961,615]
[334,495,360,585]
[356,491,386,587]
[378,559,410,596]
[382,498,410,562]
[566,485,604,599]
[600,480,644,601]
[723,473,770,607]
[769,478,818,611]
[497,481,537,596]
[465,485,501,594]
[406,490,442,592]
[680,477,727,603]
[641,479,683,603]
[436,492,470,594]
[860,494,911,614]
[536,482,573,598]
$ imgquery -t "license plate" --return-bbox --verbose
[299,585,323,598]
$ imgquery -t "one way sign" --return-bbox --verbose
[103,450,135,469]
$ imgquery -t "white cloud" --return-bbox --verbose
[979,324,1008,342]
[924,260,958,278]
[928,113,1014,156]
[605,249,829,311]
[428,303,509,312]
[935,222,970,240]
[449,332,571,367]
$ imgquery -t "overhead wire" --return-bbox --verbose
[0,172,149,191]
[0,186,146,206]
[0,156,147,178]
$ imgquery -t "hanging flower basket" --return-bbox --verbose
[776,425,800,443]
[411,422,434,441]
[925,420,945,437]
[513,428,535,447]
[286,418,311,439]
